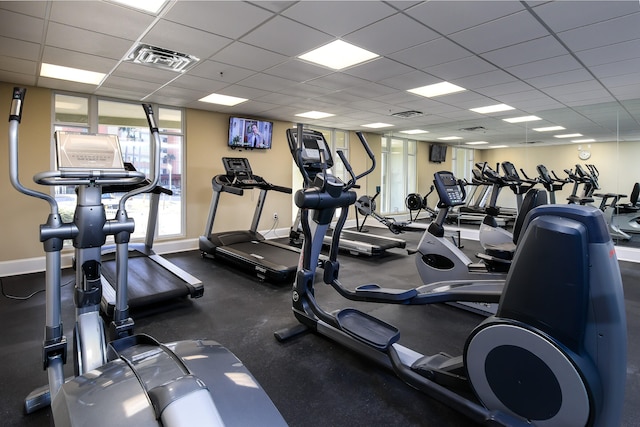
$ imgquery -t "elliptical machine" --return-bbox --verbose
[275,124,627,426]
[8,88,286,426]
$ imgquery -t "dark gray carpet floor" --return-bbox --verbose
[1,227,638,426]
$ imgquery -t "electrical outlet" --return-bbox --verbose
[273,212,278,220]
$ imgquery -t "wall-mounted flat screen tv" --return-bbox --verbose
[228,117,273,149]
[429,144,447,163]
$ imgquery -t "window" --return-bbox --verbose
[451,146,475,181]
[380,136,416,215]
[53,94,184,241]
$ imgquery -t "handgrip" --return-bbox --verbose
[142,103,158,132]
[10,87,26,123]
[355,131,375,162]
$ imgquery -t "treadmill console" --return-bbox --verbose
[433,171,465,207]
[222,157,260,186]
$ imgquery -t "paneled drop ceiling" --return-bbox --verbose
[1,0,639,148]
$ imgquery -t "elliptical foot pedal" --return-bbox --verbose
[355,284,418,301]
[336,308,399,351]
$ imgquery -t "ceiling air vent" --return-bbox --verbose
[459,126,487,132]
[126,44,199,72]
[391,110,423,118]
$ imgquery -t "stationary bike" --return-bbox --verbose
[8,88,286,426]
[275,124,627,426]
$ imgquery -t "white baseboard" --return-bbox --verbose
[2,224,639,277]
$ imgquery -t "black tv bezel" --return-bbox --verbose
[228,116,273,150]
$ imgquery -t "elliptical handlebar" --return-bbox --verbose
[118,104,162,211]
[8,87,59,214]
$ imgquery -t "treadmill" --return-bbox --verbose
[199,157,301,284]
[100,163,204,317]
[286,128,406,256]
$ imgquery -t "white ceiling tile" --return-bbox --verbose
[449,11,549,54]
[170,74,228,93]
[236,73,298,93]
[344,13,439,55]
[481,36,567,68]
[343,57,414,82]
[46,22,132,60]
[211,42,288,72]
[426,56,497,81]
[305,73,370,92]
[189,60,255,84]
[407,1,526,35]
[0,9,44,43]
[142,20,232,59]
[0,36,41,61]
[49,1,154,41]
[453,69,517,90]
[0,69,36,86]
[527,69,594,89]
[506,55,582,80]
[575,39,640,67]
[531,1,639,32]
[0,1,48,18]
[240,15,332,57]
[164,1,273,40]
[0,56,36,75]
[557,13,640,52]
[265,59,332,83]
[42,47,118,74]
[283,1,396,37]
[112,62,180,84]
[390,37,471,69]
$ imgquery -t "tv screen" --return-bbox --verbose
[228,117,273,149]
[429,144,447,163]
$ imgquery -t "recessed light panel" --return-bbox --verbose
[470,104,515,114]
[554,133,583,138]
[572,139,595,143]
[400,129,429,135]
[533,126,565,132]
[199,93,247,106]
[408,82,466,98]
[295,111,335,119]
[40,63,106,85]
[503,115,542,123]
[299,40,379,70]
[362,123,393,129]
[109,0,166,14]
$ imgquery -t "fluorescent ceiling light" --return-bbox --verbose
[299,40,378,70]
[470,104,514,114]
[533,125,565,132]
[400,129,429,135]
[407,82,466,98]
[487,145,509,149]
[40,63,105,85]
[199,93,247,106]
[572,139,595,143]
[554,133,583,138]
[109,0,166,13]
[438,136,462,141]
[503,115,542,123]
[465,141,489,145]
[362,123,393,129]
[295,111,335,119]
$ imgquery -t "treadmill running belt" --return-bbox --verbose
[102,257,190,307]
